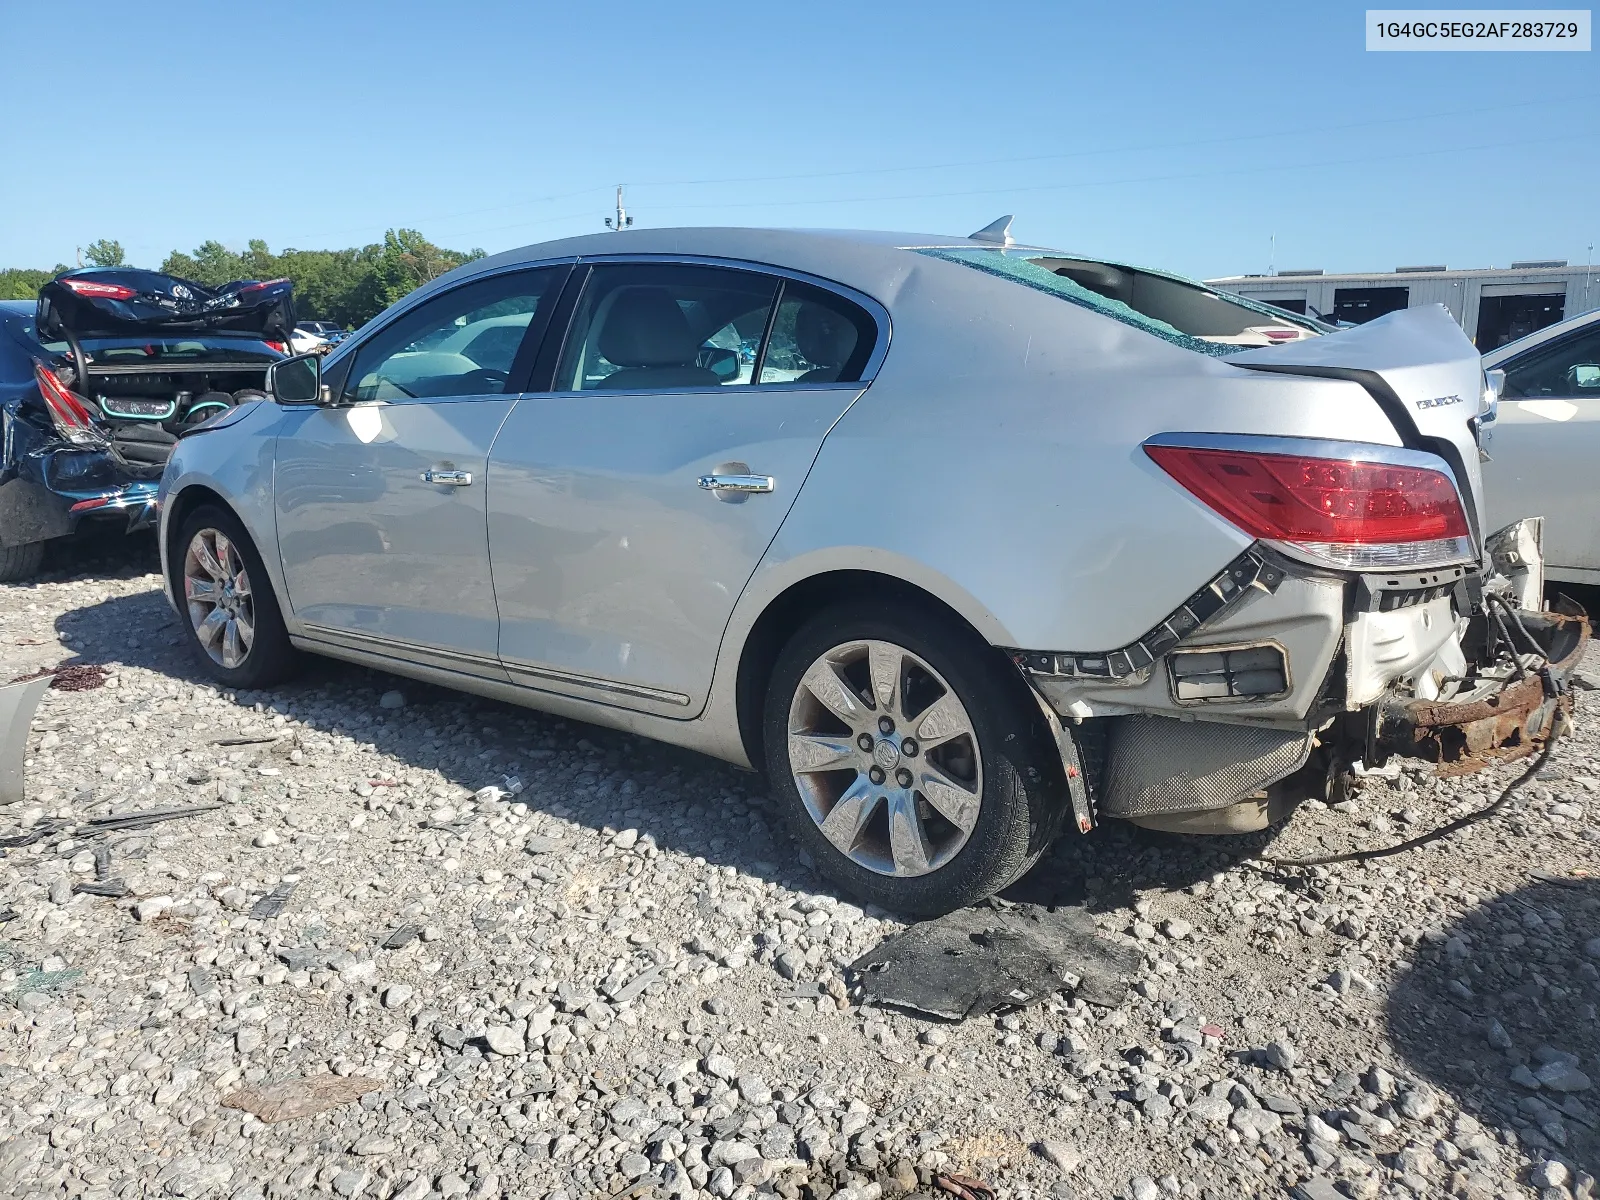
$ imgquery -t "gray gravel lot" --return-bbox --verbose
[0,535,1596,1200]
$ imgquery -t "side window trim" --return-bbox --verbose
[749,279,785,388]
[504,264,570,394]
[527,265,592,393]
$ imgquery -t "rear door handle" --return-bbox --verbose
[422,469,473,487]
[698,473,774,494]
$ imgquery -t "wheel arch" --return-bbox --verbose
[731,567,1035,770]
[162,484,232,596]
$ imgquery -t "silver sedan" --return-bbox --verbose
[157,224,1580,914]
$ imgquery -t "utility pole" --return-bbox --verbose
[1584,241,1594,315]
[604,185,633,232]
[1268,233,1275,277]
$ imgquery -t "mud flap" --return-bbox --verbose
[0,675,50,808]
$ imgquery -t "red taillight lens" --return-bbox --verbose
[60,278,137,300]
[265,340,287,355]
[235,278,290,294]
[1145,444,1470,546]
[32,361,108,447]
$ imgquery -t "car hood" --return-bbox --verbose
[1227,304,1489,541]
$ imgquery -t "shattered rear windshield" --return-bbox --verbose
[918,248,1323,357]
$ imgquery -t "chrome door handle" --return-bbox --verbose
[698,473,774,494]
[422,469,473,486]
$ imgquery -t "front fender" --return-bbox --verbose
[159,403,287,619]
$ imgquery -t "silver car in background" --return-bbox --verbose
[156,224,1584,914]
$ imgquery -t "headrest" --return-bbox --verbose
[598,289,699,368]
[795,303,858,369]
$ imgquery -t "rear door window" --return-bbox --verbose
[1503,326,1600,398]
[758,281,877,384]
[553,264,778,391]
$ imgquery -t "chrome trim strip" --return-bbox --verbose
[299,622,693,707]
[501,659,692,707]
[299,623,505,672]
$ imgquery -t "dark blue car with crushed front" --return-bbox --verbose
[0,268,293,581]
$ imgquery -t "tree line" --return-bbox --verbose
[0,231,484,329]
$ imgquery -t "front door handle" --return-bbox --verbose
[698,473,774,495]
[422,469,473,487]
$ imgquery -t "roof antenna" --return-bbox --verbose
[967,215,1014,246]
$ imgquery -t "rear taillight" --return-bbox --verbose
[1145,439,1473,570]
[265,340,288,355]
[235,278,290,294]
[32,362,109,447]
[59,278,137,300]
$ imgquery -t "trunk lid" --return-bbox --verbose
[37,268,297,340]
[1226,304,1488,543]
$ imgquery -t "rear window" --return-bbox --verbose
[918,248,1323,356]
[58,337,281,365]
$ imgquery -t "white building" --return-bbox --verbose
[1205,260,1597,350]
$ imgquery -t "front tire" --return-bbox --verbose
[763,601,1065,916]
[0,542,45,583]
[174,505,299,688]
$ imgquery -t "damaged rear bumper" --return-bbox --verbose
[1010,523,1587,832]
[0,434,160,549]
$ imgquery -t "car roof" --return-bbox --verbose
[1483,307,1600,365]
[413,227,1044,314]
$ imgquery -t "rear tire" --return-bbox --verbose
[0,542,45,583]
[173,505,300,688]
[763,600,1065,916]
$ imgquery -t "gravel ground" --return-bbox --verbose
[1,535,1596,1200]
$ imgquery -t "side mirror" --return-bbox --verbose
[697,345,740,381]
[267,353,322,404]
[1572,364,1600,390]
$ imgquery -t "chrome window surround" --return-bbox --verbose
[1141,431,1478,572]
[321,253,892,396]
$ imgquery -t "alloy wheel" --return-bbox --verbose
[183,528,255,670]
[786,638,983,877]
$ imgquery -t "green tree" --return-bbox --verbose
[6,230,478,325]
[373,229,484,307]
[0,268,54,301]
[83,239,126,268]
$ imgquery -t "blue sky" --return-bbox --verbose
[1,0,1595,279]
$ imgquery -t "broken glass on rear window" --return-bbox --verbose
[919,248,1324,356]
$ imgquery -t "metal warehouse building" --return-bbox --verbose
[1206,260,1597,351]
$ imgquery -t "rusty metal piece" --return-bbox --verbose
[1380,609,1587,776]
[935,1173,996,1200]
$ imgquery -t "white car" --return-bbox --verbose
[288,327,329,355]
[1482,308,1600,582]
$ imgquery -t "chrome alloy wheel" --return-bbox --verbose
[786,639,983,877]
[183,528,255,670]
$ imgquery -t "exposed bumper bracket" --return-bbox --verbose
[1375,606,1587,776]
